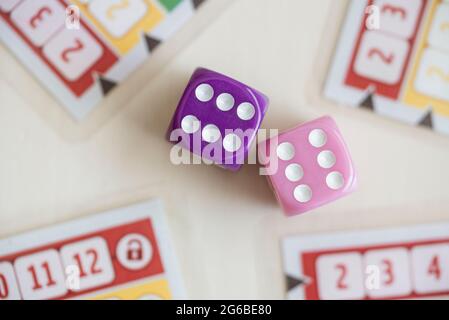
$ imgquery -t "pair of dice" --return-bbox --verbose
[167,68,357,216]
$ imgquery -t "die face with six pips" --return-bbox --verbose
[258,116,357,216]
[168,68,269,171]
[168,69,357,216]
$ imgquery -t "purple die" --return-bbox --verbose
[167,68,269,171]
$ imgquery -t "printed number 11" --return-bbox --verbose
[28,262,56,290]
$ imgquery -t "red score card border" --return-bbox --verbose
[0,0,118,97]
[0,218,164,300]
[344,0,427,100]
[302,237,449,300]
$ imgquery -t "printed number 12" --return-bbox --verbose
[73,249,102,278]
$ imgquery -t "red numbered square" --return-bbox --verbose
[43,26,103,81]
[316,253,364,300]
[0,0,21,12]
[14,249,67,300]
[374,0,423,39]
[0,262,22,300]
[354,31,409,85]
[60,237,115,292]
[411,244,449,295]
[10,0,66,47]
[363,248,412,299]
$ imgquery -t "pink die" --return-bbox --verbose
[258,116,357,216]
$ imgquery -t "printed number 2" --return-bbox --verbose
[28,262,56,290]
[106,0,130,20]
[61,39,84,63]
[368,48,394,64]
[427,66,449,83]
[317,253,365,300]
[336,264,348,289]
[354,31,408,85]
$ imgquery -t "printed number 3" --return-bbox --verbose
[30,7,52,29]
[381,5,407,19]
[382,259,394,285]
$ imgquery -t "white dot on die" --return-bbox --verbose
[285,164,304,182]
[216,93,235,111]
[237,102,255,121]
[181,115,200,134]
[309,129,327,148]
[326,171,345,190]
[293,185,312,203]
[276,142,295,161]
[195,83,214,102]
[202,124,221,143]
[317,150,336,169]
[223,133,242,152]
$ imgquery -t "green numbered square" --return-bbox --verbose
[158,0,182,11]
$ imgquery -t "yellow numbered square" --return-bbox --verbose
[71,0,164,54]
[90,278,172,300]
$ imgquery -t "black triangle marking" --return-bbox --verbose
[418,110,433,129]
[144,35,161,53]
[192,0,206,9]
[286,275,307,291]
[360,92,375,110]
[99,77,117,96]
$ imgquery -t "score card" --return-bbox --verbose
[0,0,209,121]
[325,0,449,136]
[0,200,184,300]
[282,222,449,300]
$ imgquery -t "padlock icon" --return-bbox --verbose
[126,239,143,261]
[117,233,153,270]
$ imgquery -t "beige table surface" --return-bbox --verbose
[1,0,449,299]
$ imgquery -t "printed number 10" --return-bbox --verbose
[0,274,8,298]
